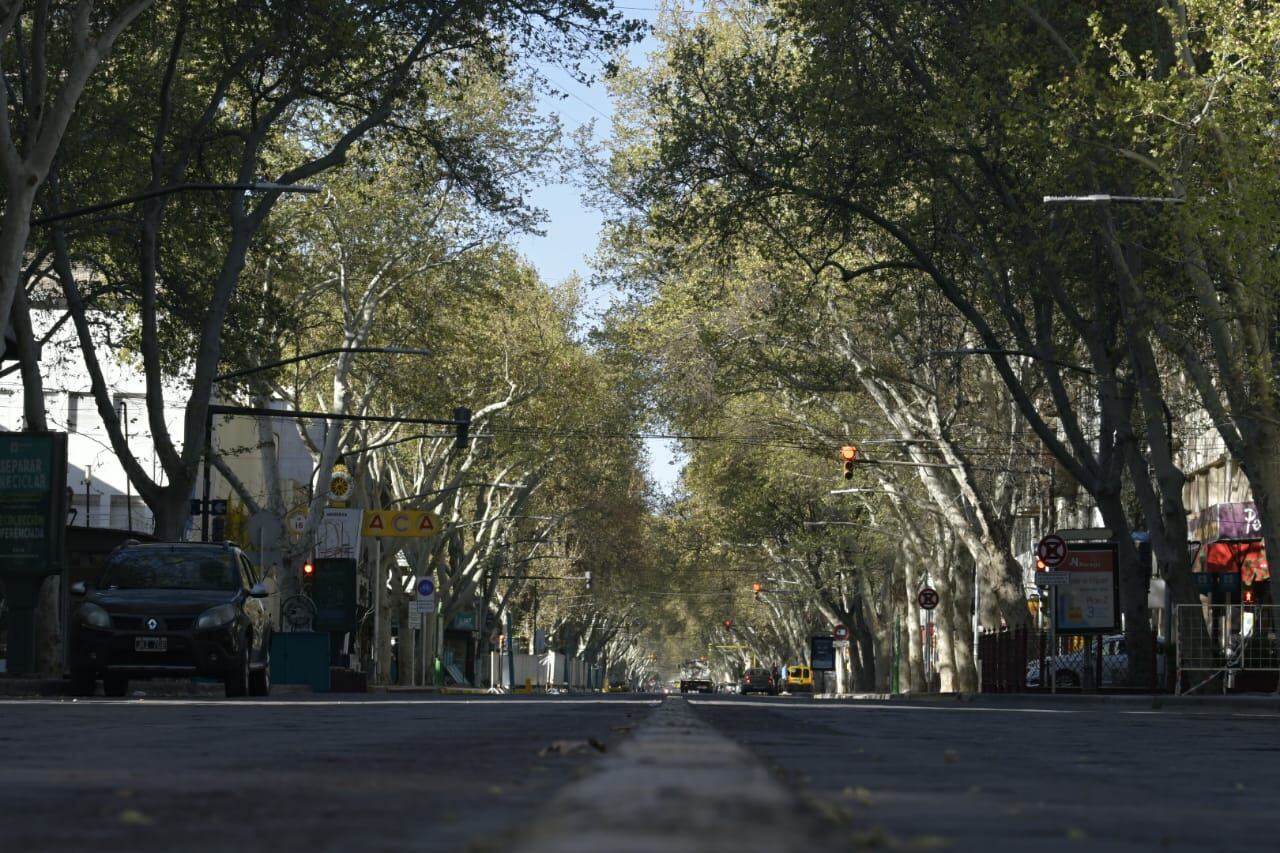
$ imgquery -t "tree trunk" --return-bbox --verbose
[951,555,979,692]
[931,567,958,692]
[1095,494,1154,685]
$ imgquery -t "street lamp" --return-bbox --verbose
[200,345,441,541]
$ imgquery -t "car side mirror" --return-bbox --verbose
[249,582,270,598]
[70,581,88,596]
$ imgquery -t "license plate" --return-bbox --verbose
[134,637,168,652]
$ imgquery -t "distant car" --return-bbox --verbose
[740,667,776,695]
[1026,635,1132,688]
[68,542,275,698]
[608,679,630,692]
[784,664,813,693]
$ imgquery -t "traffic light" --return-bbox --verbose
[584,571,592,591]
[840,445,859,479]
[752,582,762,601]
[1244,588,1256,605]
[301,560,315,591]
[723,618,733,630]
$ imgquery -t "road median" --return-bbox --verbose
[506,696,837,853]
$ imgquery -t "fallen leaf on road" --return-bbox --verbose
[538,739,607,757]
[841,786,875,806]
[810,798,853,824]
[118,809,153,826]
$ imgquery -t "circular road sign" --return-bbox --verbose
[1036,534,1069,568]
[917,587,940,610]
[833,624,850,641]
[417,577,435,597]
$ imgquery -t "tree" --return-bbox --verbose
[25,0,641,540]
[600,0,1225,682]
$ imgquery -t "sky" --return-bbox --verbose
[514,4,687,496]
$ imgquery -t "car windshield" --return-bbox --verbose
[99,551,239,591]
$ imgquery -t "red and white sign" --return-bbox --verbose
[833,624,850,641]
[917,587,939,610]
[1036,534,1068,568]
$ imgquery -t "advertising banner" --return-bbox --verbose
[0,432,67,577]
[360,509,442,539]
[810,635,836,671]
[1053,542,1120,634]
[315,508,362,560]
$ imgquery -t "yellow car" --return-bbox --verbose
[784,664,813,693]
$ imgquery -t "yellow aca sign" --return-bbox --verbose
[361,509,442,538]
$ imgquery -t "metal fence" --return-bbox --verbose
[980,628,1169,692]
[1175,604,1280,694]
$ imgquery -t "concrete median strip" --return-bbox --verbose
[508,696,829,853]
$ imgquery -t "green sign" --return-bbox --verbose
[449,610,478,631]
[0,433,67,577]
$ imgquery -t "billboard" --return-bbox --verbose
[1053,542,1120,634]
[0,432,67,577]
[810,635,836,671]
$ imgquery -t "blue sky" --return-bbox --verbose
[515,4,686,495]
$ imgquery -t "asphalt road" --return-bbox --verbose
[688,694,1280,851]
[0,694,656,853]
[3,692,1277,852]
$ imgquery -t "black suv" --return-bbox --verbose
[69,542,274,698]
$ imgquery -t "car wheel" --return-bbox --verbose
[103,675,128,697]
[1055,670,1080,688]
[249,655,271,697]
[225,645,249,698]
[70,671,96,697]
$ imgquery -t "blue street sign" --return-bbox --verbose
[417,578,435,597]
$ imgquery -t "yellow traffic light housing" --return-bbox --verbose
[839,445,859,479]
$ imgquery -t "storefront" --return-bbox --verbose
[1190,501,1271,604]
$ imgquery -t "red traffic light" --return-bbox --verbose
[302,561,315,576]
[723,619,733,630]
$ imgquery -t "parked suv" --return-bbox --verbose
[69,542,275,698]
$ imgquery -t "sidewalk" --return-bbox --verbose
[0,677,312,699]
[813,690,1280,712]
